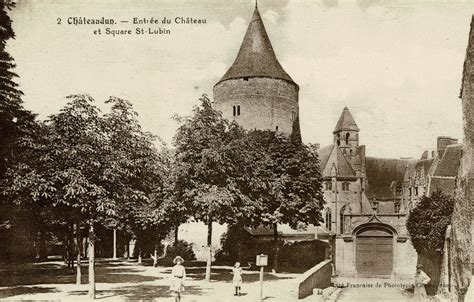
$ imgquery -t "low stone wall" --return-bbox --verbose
[296,259,332,299]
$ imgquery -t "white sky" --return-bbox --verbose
[8,0,473,158]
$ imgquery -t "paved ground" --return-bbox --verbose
[334,277,414,302]
[0,259,301,301]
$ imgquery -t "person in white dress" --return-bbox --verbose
[170,256,186,302]
[232,261,251,296]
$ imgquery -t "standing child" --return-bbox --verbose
[413,264,431,302]
[170,256,186,302]
[232,262,251,296]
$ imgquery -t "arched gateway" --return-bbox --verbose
[355,223,394,278]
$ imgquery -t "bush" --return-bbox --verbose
[215,226,328,272]
[407,190,454,256]
[163,240,196,263]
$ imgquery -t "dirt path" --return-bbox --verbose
[0,259,300,301]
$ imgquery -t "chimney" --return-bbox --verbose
[437,136,458,158]
[421,150,436,160]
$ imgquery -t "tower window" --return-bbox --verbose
[395,202,401,213]
[345,133,350,145]
[243,77,249,81]
[342,182,350,191]
[325,208,332,231]
[291,111,297,121]
[340,205,346,234]
[325,181,332,191]
[237,105,240,116]
[233,106,236,116]
[275,126,279,131]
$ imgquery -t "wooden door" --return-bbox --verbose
[356,229,393,277]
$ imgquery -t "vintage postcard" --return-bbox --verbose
[1,0,473,301]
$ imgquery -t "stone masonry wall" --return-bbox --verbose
[213,77,299,135]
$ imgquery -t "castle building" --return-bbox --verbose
[213,5,299,136]
[318,107,417,278]
[402,136,461,212]
[211,4,468,279]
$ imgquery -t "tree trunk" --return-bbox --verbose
[272,223,279,273]
[137,244,142,265]
[74,223,82,285]
[174,225,179,245]
[88,222,96,299]
[153,243,159,267]
[112,228,117,260]
[205,221,212,282]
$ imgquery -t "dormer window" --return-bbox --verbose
[395,202,401,213]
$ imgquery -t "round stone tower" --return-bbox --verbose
[213,5,299,136]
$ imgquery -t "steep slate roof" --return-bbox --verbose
[318,144,334,174]
[433,144,462,177]
[218,7,295,85]
[318,144,356,178]
[333,107,360,133]
[417,158,436,176]
[429,178,456,196]
[404,158,435,184]
[365,157,411,200]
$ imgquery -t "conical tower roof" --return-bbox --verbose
[333,107,360,133]
[217,6,295,85]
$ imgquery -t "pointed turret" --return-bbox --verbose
[333,107,360,155]
[213,4,299,136]
[333,107,360,134]
[218,6,295,85]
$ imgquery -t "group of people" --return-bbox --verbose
[169,256,432,302]
[169,256,250,302]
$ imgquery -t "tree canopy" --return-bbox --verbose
[407,190,454,255]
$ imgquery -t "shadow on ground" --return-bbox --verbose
[0,286,59,299]
[68,284,204,300]
[182,267,293,283]
[0,260,159,287]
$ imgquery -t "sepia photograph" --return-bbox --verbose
[1,0,474,301]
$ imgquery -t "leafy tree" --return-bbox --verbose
[0,0,40,259]
[244,130,325,272]
[0,0,34,178]
[173,94,325,277]
[407,190,454,256]
[103,97,171,266]
[173,94,253,281]
[2,95,168,299]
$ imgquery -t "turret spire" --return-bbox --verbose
[217,4,295,85]
[333,107,360,134]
